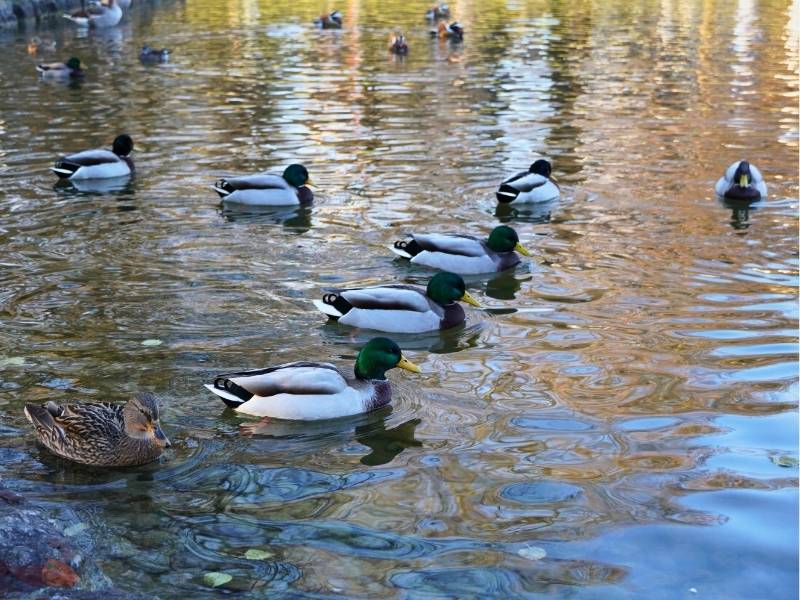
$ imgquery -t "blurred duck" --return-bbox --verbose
[213,164,313,206]
[27,36,57,54]
[313,272,480,334]
[36,57,84,79]
[389,33,408,55]
[51,134,134,180]
[24,393,170,467]
[715,160,767,201]
[314,10,342,29]
[391,226,531,275]
[426,3,450,20]
[432,21,463,41]
[139,45,170,63]
[496,159,560,204]
[205,337,421,420]
[64,0,122,28]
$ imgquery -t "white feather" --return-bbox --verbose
[313,299,342,317]
[340,308,442,333]
[410,251,498,275]
[218,173,299,206]
[413,233,487,257]
[390,245,412,259]
[237,388,366,420]
[70,160,130,180]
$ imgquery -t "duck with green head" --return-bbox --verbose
[205,338,421,420]
[212,164,313,206]
[391,225,531,275]
[36,57,84,79]
[313,271,480,333]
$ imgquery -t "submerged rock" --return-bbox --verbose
[0,484,154,599]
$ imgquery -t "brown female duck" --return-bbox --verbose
[24,393,170,467]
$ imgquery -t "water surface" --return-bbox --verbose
[0,0,798,597]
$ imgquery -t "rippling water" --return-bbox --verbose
[0,0,798,597]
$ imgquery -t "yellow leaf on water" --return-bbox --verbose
[244,548,273,560]
[203,572,232,588]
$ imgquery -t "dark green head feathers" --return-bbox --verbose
[283,164,311,188]
[112,134,134,157]
[354,337,421,380]
[66,57,81,71]
[487,225,530,255]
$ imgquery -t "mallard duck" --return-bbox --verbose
[496,159,560,204]
[715,160,767,201]
[391,225,531,275]
[431,21,463,41]
[51,134,134,180]
[28,36,57,54]
[64,0,122,28]
[139,45,169,63]
[205,338,421,420]
[390,33,409,55]
[314,10,342,29]
[212,164,313,206]
[36,57,84,79]
[24,393,170,467]
[313,272,480,334]
[426,3,450,20]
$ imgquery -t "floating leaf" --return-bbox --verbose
[0,357,26,367]
[203,572,232,588]
[141,339,163,347]
[770,454,799,468]
[63,522,88,537]
[244,548,273,560]
[517,545,546,561]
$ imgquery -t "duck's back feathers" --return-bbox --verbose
[412,233,487,257]
[52,149,130,180]
[392,233,519,274]
[213,173,309,206]
[497,172,560,204]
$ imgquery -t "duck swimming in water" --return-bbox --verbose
[391,226,531,275]
[36,57,84,79]
[496,159,560,204]
[24,393,170,467]
[313,272,480,334]
[314,10,342,29]
[205,338,421,420]
[390,33,409,55]
[64,0,122,28]
[212,164,313,206]
[51,134,134,180]
[715,160,767,201]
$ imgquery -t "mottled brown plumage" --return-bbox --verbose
[24,393,170,467]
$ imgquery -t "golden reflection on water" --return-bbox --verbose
[0,0,797,597]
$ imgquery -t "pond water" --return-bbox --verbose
[0,0,798,597]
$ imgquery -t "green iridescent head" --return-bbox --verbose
[426,272,480,307]
[282,164,311,188]
[354,337,421,380]
[486,226,531,255]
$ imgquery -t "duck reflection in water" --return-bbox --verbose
[54,175,133,196]
[484,269,530,302]
[237,407,421,466]
[719,197,760,231]
[219,205,312,234]
[494,200,553,225]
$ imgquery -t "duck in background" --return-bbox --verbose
[391,226,531,275]
[212,164,313,206]
[24,393,170,467]
[315,10,342,29]
[715,160,767,201]
[313,272,480,334]
[432,21,463,41]
[27,36,57,54]
[51,134,134,180]
[36,57,84,79]
[205,338,421,420]
[496,159,560,204]
[426,3,450,20]
[64,0,122,28]
[139,45,170,63]
[389,33,409,55]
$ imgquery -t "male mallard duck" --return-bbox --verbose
[28,36,57,54]
[391,225,531,275]
[51,134,134,180]
[390,33,409,55]
[139,45,169,63]
[314,10,342,29]
[24,393,170,467]
[64,0,122,28]
[212,164,313,206]
[205,338,421,420]
[431,21,463,41]
[313,272,480,334]
[36,57,84,79]
[426,3,450,20]
[496,159,560,204]
[715,160,767,201]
